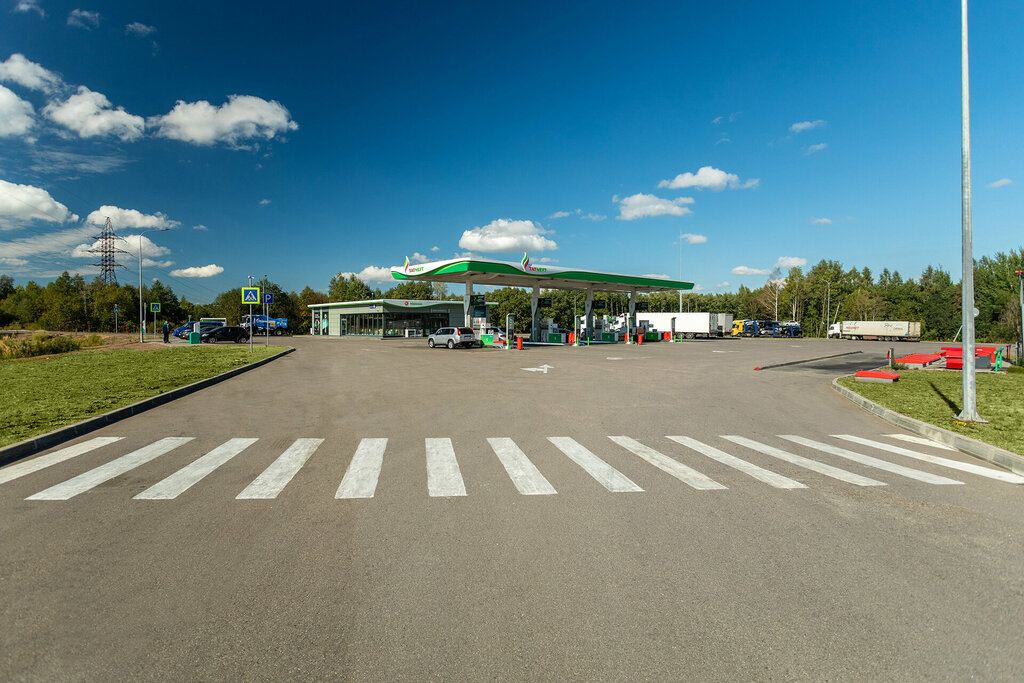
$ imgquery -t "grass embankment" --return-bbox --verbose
[838,367,1024,455]
[0,345,282,448]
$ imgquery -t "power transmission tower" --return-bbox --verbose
[89,216,129,284]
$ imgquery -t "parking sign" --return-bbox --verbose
[264,292,274,304]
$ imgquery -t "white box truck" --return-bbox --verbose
[828,320,921,341]
[636,312,730,338]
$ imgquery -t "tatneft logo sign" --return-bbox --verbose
[520,252,547,273]
[402,256,425,274]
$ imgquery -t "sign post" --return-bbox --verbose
[242,283,260,353]
[150,302,160,338]
[264,291,274,347]
[114,304,118,334]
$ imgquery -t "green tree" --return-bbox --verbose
[328,274,374,301]
[295,286,328,334]
[38,272,88,331]
[485,287,532,334]
[383,280,433,300]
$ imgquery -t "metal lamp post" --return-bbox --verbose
[138,227,170,342]
[1016,270,1023,364]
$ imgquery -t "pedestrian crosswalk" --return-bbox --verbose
[4,431,1024,502]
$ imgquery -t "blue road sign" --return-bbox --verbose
[114,305,118,313]
[242,287,260,304]
[264,292,274,304]
[150,302,161,313]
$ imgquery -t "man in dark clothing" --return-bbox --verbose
[162,321,170,343]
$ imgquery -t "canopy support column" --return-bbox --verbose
[584,288,594,340]
[464,281,474,327]
[627,290,637,344]
[530,285,540,342]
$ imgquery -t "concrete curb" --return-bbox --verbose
[0,346,295,467]
[756,350,862,371]
[831,375,1024,476]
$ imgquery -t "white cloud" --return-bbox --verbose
[125,22,156,36]
[0,179,78,229]
[581,213,606,221]
[411,252,431,263]
[192,224,208,231]
[811,217,832,225]
[0,256,29,267]
[67,9,100,30]
[547,209,577,219]
[170,264,223,278]
[0,54,62,93]
[693,284,706,291]
[715,137,732,145]
[149,95,298,148]
[14,1,45,17]
[459,218,557,252]
[988,178,1012,188]
[617,193,694,220]
[0,224,94,264]
[679,233,707,245]
[774,256,807,270]
[0,85,35,138]
[29,149,131,176]
[712,116,723,125]
[341,266,392,283]
[642,273,671,279]
[86,205,179,229]
[658,166,758,191]
[539,257,558,263]
[76,232,169,261]
[790,120,825,134]
[43,86,145,141]
[258,198,271,205]
[715,281,730,289]
[731,265,770,276]
[430,245,439,252]
[804,143,827,155]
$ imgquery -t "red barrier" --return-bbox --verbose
[663,332,671,340]
[568,332,575,344]
[516,336,523,350]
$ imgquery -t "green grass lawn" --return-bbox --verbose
[0,345,284,448]
[838,367,1024,455]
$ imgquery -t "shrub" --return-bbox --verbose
[0,333,80,359]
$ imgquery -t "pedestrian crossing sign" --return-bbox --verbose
[150,302,160,312]
[242,287,260,304]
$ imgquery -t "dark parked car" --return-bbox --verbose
[200,326,250,344]
[174,321,222,338]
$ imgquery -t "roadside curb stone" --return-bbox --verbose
[832,374,1024,476]
[0,346,294,467]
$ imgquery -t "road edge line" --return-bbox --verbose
[831,374,1024,476]
[755,350,863,371]
[0,346,295,467]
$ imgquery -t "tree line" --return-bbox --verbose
[1,248,1021,342]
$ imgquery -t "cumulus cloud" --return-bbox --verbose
[149,95,298,148]
[617,193,693,220]
[170,264,223,278]
[715,281,730,289]
[430,245,439,252]
[14,1,45,17]
[459,218,557,252]
[0,54,63,93]
[804,143,827,155]
[85,205,179,229]
[658,166,758,192]
[258,198,271,205]
[811,217,832,225]
[67,9,100,30]
[0,179,78,229]
[988,178,1012,188]
[411,252,432,263]
[790,120,825,133]
[341,266,392,282]
[43,86,145,141]
[192,224,208,231]
[0,85,35,138]
[774,256,807,270]
[81,232,170,260]
[125,22,156,36]
[680,233,707,245]
[731,265,770,276]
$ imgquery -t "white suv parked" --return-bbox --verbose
[427,327,478,349]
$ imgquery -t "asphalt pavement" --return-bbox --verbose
[2,335,1022,681]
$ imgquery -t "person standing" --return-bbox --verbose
[162,321,170,344]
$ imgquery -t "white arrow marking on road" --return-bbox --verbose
[521,364,554,373]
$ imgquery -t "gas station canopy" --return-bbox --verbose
[390,257,693,293]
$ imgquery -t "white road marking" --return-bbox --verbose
[134,438,258,499]
[547,437,643,492]
[236,438,324,499]
[487,438,556,495]
[606,357,623,360]
[609,436,726,490]
[521,364,554,374]
[884,434,956,451]
[780,435,963,485]
[336,438,388,499]
[722,436,885,487]
[833,435,1024,484]
[425,438,467,497]
[667,435,806,489]
[26,437,194,500]
[0,437,123,486]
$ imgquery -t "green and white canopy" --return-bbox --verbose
[391,257,692,293]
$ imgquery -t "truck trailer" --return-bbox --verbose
[634,312,732,338]
[242,314,289,336]
[828,320,921,341]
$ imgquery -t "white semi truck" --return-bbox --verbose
[828,320,921,341]
[585,312,732,338]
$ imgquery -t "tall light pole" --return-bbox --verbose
[957,0,984,423]
[1015,269,1023,364]
[678,234,683,313]
[138,227,170,342]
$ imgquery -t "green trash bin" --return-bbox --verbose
[188,332,201,344]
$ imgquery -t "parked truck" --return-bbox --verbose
[633,312,733,338]
[242,314,289,336]
[828,320,921,341]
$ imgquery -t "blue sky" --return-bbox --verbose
[0,0,1021,302]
